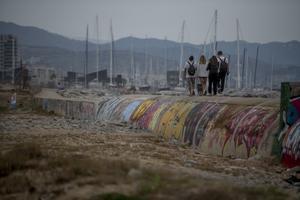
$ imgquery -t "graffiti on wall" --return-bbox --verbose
[223,107,278,157]
[280,82,300,168]
[36,94,280,159]
[183,103,224,146]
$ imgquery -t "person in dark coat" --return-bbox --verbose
[217,51,229,94]
[207,56,219,95]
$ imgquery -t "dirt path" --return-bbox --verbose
[0,113,299,200]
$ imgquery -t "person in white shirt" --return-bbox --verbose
[183,56,196,96]
[196,55,208,95]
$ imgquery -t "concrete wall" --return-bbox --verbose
[35,98,97,120]
[96,96,279,159]
[35,94,284,161]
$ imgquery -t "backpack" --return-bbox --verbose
[187,62,196,76]
[219,57,228,73]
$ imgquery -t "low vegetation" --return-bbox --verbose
[0,142,294,200]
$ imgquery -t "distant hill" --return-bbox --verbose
[1,21,300,66]
[1,21,300,87]
[0,21,97,51]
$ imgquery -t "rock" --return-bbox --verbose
[127,168,142,179]
[184,159,197,167]
[248,154,262,161]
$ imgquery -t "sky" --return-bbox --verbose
[0,0,300,44]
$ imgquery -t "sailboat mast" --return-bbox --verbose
[96,15,100,85]
[84,24,88,88]
[241,48,246,89]
[254,45,259,88]
[271,55,274,91]
[144,35,148,84]
[236,19,240,89]
[149,56,153,87]
[245,52,249,88]
[109,19,114,86]
[214,10,217,55]
[130,36,134,86]
[12,38,15,85]
[164,36,167,76]
[179,20,185,85]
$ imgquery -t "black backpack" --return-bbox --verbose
[187,62,196,76]
[219,58,228,73]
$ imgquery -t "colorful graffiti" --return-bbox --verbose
[282,120,300,167]
[224,107,278,157]
[183,103,224,146]
[36,94,280,159]
[280,82,300,168]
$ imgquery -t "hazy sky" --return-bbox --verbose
[1,0,299,44]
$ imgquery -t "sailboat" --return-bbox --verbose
[139,36,151,91]
[109,19,117,88]
[126,36,137,91]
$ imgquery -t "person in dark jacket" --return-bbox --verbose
[217,51,229,94]
[207,56,219,95]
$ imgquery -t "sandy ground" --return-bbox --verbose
[0,87,298,200]
[0,112,299,200]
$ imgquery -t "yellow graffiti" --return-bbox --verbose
[149,103,170,132]
[130,99,156,122]
[158,101,196,140]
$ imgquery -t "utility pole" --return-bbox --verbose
[254,45,260,88]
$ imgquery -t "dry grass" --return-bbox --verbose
[0,142,43,177]
[0,142,295,200]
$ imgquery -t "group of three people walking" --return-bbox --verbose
[183,51,229,96]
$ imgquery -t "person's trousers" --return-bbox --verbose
[218,71,226,93]
[199,77,208,95]
[208,73,218,95]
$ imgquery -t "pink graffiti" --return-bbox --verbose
[223,108,277,157]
